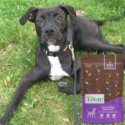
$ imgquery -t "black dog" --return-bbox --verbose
[0,4,125,124]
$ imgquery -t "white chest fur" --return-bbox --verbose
[47,45,69,80]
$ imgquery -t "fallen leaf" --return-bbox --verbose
[7,81,10,86]
[7,76,10,81]
[118,39,121,42]
[63,121,66,124]
[6,44,14,51]
[33,30,36,34]
[27,47,32,54]
[34,85,36,89]
[76,10,86,16]
[63,118,69,122]
[4,79,7,85]
[0,49,4,54]
[24,103,28,106]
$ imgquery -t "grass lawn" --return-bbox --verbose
[0,0,125,125]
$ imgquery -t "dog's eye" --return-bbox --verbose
[38,19,43,23]
[57,16,63,20]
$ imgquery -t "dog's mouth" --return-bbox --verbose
[46,39,57,45]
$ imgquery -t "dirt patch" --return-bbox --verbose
[76,10,86,16]
[6,44,14,51]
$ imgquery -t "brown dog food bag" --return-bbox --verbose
[81,54,124,123]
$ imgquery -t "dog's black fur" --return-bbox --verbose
[0,4,125,124]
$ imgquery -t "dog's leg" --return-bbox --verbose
[0,43,50,124]
[97,41,109,54]
[0,44,50,125]
[58,69,81,94]
[0,66,49,125]
[81,40,125,73]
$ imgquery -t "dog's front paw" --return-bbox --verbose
[57,81,73,94]
[57,82,81,94]
[57,81,69,87]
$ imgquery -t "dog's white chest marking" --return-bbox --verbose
[47,45,69,80]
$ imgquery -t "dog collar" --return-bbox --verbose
[42,45,68,57]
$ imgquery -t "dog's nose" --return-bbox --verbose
[45,28,55,36]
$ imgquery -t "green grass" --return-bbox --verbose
[0,0,125,125]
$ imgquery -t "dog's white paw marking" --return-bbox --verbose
[124,70,125,74]
[57,81,69,87]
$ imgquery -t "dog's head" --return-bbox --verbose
[19,5,77,46]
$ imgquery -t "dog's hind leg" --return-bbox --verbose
[80,39,125,73]
[57,69,82,94]
[97,41,109,54]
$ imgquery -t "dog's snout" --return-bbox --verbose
[45,28,55,36]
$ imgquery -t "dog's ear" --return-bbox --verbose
[58,4,77,25]
[19,7,39,25]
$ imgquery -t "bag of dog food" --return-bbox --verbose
[81,54,124,123]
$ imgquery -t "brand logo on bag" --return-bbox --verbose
[106,63,114,68]
[85,94,104,104]
[104,55,116,70]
